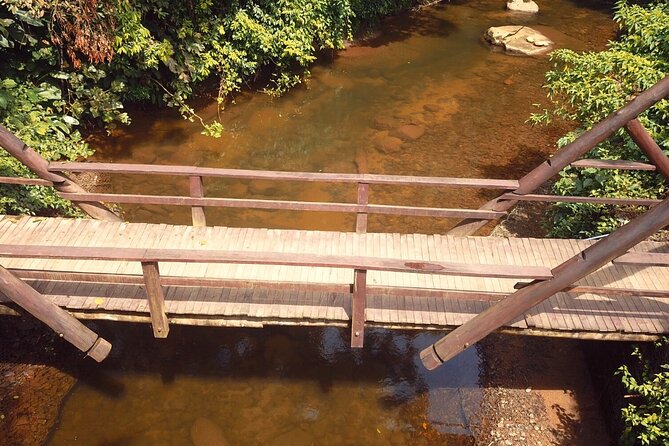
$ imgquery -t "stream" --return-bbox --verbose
[47,0,615,444]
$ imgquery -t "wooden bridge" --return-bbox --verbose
[1,76,668,370]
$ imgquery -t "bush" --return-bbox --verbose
[617,341,669,446]
[0,0,413,215]
[531,1,669,238]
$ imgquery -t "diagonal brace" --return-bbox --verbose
[421,194,669,370]
[0,265,112,361]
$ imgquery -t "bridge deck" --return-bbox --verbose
[1,215,667,339]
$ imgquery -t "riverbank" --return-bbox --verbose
[0,318,76,446]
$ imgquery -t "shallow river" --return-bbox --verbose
[48,0,615,444]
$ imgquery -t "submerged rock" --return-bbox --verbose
[393,124,425,141]
[506,0,539,13]
[485,26,553,56]
[190,417,229,446]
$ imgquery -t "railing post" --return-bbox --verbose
[141,261,170,338]
[0,264,112,361]
[625,118,669,181]
[356,182,369,233]
[0,124,121,222]
[447,75,669,236]
[188,175,207,227]
[351,181,369,348]
[421,194,669,370]
[351,268,367,348]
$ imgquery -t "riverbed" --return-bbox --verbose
[4,0,620,444]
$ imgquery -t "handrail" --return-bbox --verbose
[48,162,521,189]
[0,244,553,279]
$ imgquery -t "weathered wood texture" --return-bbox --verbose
[0,124,120,222]
[0,215,667,341]
[0,264,111,361]
[421,195,669,369]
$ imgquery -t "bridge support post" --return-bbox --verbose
[351,182,369,348]
[447,75,669,236]
[421,194,669,370]
[189,175,207,227]
[0,124,121,222]
[0,265,112,361]
[625,118,669,182]
[351,269,367,348]
[141,261,170,338]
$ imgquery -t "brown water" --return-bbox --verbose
[93,0,615,234]
[49,1,616,444]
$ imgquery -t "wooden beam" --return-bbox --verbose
[447,75,669,236]
[356,182,369,233]
[141,261,169,338]
[50,162,521,190]
[0,264,111,361]
[421,194,669,370]
[0,244,554,280]
[499,193,660,207]
[56,192,505,220]
[351,269,366,348]
[0,176,54,186]
[0,124,120,222]
[189,176,207,227]
[570,159,656,171]
[625,118,669,181]
[613,252,669,267]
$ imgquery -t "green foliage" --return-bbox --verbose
[617,341,669,446]
[531,1,669,238]
[0,0,411,215]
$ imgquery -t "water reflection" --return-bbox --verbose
[48,325,480,445]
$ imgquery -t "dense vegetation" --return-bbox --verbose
[0,0,412,215]
[535,2,669,444]
[532,0,669,238]
[617,341,669,446]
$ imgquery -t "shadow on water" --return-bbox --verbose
[44,323,481,445]
[355,8,458,48]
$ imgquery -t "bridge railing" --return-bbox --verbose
[41,162,520,228]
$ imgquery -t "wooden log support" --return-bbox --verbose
[0,264,111,361]
[570,159,657,171]
[421,194,669,370]
[0,124,120,222]
[356,182,369,233]
[625,118,669,181]
[351,182,369,347]
[56,192,505,220]
[499,193,661,207]
[189,175,207,227]
[351,269,367,348]
[448,75,669,236]
[141,261,170,338]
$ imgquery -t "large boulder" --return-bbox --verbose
[506,0,539,13]
[485,26,553,56]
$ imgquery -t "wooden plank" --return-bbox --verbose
[57,192,506,220]
[614,252,669,267]
[0,176,54,186]
[500,193,660,207]
[51,162,520,189]
[141,261,170,338]
[189,176,207,227]
[571,159,656,171]
[351,269,366,347]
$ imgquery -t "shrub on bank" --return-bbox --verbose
[531,1,669,238]
[0,0,413,215]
